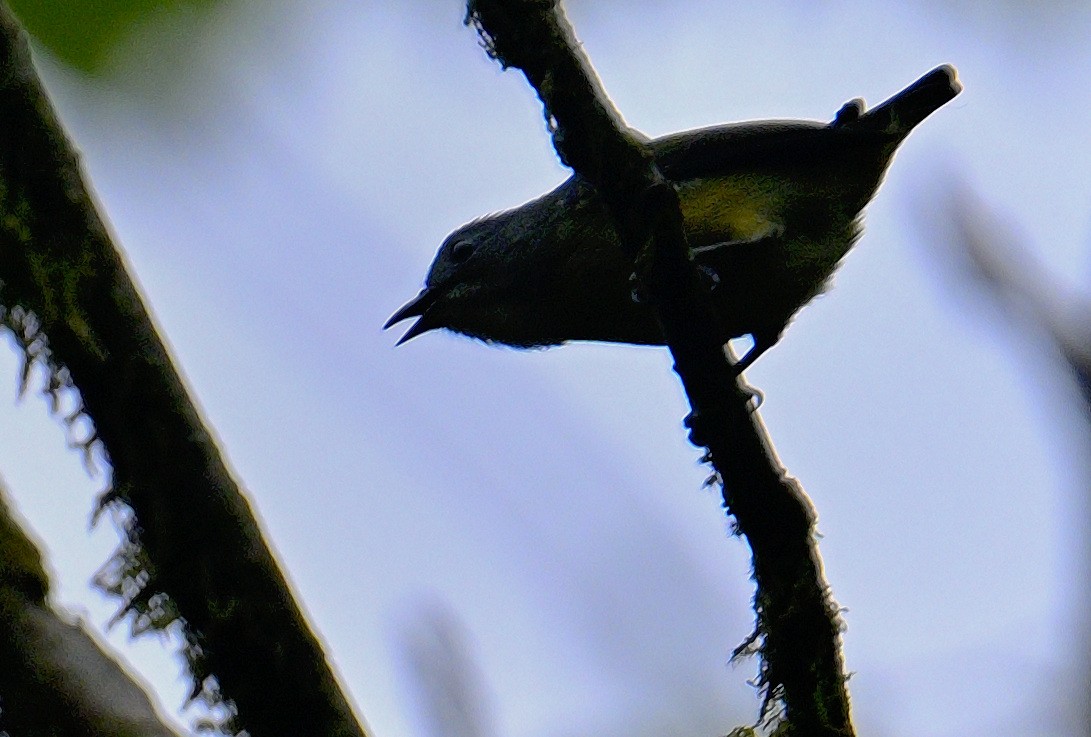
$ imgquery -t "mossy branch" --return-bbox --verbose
[0,4,367,735]
[0,483,185,737]
[465,2,853,733]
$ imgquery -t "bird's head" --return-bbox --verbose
[385,206,571,347]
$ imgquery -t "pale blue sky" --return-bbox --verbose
[2,1,1090,736]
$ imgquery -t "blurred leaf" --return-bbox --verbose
[8,0,217,73]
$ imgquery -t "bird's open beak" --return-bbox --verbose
[384,288,442,345]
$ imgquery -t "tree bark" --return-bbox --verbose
[0,5,367,735]
[464,2,854,733]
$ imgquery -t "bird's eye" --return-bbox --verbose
[449,240,476,264]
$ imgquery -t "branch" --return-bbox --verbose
[934,182,1091,737]
[0,483,186,737]
[0,5,366,735]
[465,2,852,733]
[939,185,1091,408]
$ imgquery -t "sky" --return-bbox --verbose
[2,1,1091,736]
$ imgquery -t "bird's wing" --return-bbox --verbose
[652,121,844,183]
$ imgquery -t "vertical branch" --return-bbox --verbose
[465,2,853,734]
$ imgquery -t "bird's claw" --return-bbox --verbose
[697,264,721,292]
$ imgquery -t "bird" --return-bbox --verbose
[386,65,961,373]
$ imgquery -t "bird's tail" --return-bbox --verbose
[840,64,962,139]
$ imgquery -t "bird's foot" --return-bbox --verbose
[739,381,764,411]
[696,264,721,292]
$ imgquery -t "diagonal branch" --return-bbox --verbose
[464,2,852,734]
[0,4,366,735]
[936,186,1091,735]
[0,482,186,737]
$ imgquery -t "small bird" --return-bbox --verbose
[386,65,961,372]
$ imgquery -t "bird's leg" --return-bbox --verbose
[682,336,769,443]
[728,333,774,411]
[696,264,721,292]
[629,263,719,305]
[738,378,765,411]
[731,343,763,375]
[629,270,649,304]
[731,330,778,376]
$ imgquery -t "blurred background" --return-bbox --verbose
[0,1,1089,735]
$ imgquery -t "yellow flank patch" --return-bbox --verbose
[676,175,785,243]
